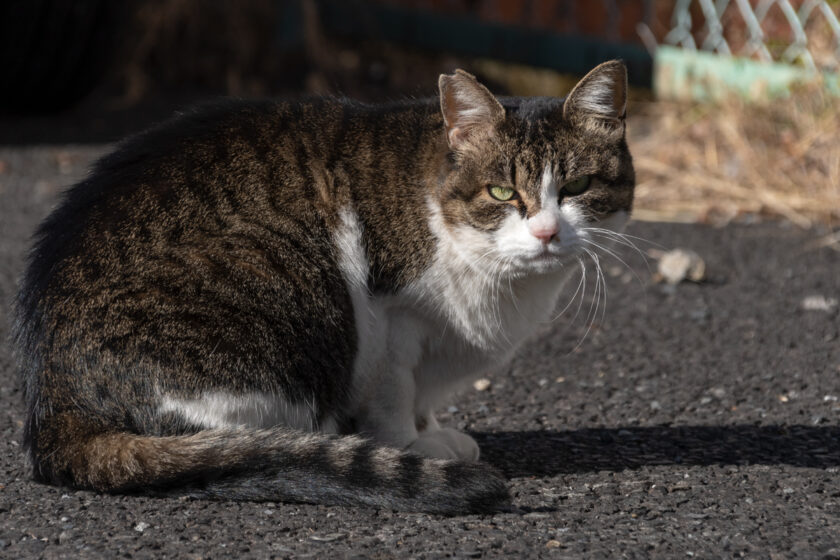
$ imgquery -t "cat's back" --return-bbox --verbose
[15,98,388,375]
[20,98,366,301]
[14,97,384,435]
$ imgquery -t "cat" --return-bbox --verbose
[13,60,634,514]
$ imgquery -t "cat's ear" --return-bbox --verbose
[439,69,505,151]
[562,60,627,135]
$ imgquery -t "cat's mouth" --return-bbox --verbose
[532,249,558,262]
[518,245,570,272]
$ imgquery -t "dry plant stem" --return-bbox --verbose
[628,87,840,229]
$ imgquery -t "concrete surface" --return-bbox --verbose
[1,145,838,558]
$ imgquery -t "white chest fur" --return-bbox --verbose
[402,250,573,412]
[333,202,577,447]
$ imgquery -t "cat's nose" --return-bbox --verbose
[531,229,557,244]
[528,213,559,244]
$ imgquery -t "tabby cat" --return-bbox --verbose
[14,61,634,514]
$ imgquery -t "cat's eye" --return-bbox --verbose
[488,185,517,201]
[562,176,591,196]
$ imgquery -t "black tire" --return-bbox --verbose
[0,0,125,114]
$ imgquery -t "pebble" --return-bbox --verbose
[545,540,561,549]
[134,522,150,533]
[309,533,346,543]
[473,378,491,391]
[656,248,706,284]
[801,295,838,312]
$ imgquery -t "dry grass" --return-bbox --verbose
[627,87,840,228]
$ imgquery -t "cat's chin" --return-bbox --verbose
[511,250,573,276]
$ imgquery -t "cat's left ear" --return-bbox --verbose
[562,60,627,136]
[439,69,505,151]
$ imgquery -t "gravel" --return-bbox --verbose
[1,145,838,558]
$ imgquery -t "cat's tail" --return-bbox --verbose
[31,422,509,515]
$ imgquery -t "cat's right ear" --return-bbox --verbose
[562,60,627,137]
[439,70,505,151]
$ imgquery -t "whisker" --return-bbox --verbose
[571,248,605,353]
[581,237,647,291]
[585,227,664,249]
[550,258,586,323]
[584,228,657,276]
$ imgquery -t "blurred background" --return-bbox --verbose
[0,0,837,230]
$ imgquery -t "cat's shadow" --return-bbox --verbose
[473,425,840,477]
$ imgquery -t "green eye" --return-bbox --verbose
[563,176,591,196]
[488,185,517,201]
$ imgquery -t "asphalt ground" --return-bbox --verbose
[1,144,838,559]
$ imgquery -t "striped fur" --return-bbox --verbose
[13,61,634,513]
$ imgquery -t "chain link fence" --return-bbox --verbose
[646,0,840,72]
[375,1,838,69]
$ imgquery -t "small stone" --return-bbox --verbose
[688,308,709,321]
[545,540,561,549]
[57,531,72,545]
[134,522,150,533]
[473,378,491,391]
[823,548,840,560]
[309,533,346,543]
[801,295,838,312]
[656,249,706,284]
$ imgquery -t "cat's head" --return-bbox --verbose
[435,61,634,276]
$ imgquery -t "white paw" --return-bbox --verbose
[407,428,480,462]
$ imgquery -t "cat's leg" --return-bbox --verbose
[412,412,480,461]
[351,312,424,451]
[352,315,477,461]
[356,375,478,461]
[354,362,420,450]
[409,354,490,461]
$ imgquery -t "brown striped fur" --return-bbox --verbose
[13,61,634,514]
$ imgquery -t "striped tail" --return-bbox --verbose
[37,426,510,515]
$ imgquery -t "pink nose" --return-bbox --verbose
[530,226,558,244]
[528,212,560,245]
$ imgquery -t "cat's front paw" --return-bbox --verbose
[407,428,480,462]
